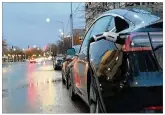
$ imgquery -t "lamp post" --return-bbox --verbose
[56,21,64,39]
[57,21,65,48]
[70,2,74,47]
[56,21,64,54]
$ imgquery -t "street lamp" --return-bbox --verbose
[59,29,62,32]
[46,18,50,23]
[60,32,64,36]
[56,21,64,34]
[33,45,36,48]
[56,21,65,40]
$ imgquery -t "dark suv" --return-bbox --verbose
[66,8,163,113]
[53,56,63,70]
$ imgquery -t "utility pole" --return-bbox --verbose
[50,45,51,56]
[70,2,74,47]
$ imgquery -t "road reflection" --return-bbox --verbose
[27,63,37,108]
[27,61,55,112]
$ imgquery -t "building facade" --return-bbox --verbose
[73,29,85,45]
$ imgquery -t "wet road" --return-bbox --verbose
[2,60,89,113]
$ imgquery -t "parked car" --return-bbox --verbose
[66,8,163,113]
[29,57,36,63]
[62,45,80,86]
[53,56,64,70]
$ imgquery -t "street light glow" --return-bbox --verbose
[46,18,50,23]
[59,29,62,32]
[13,48,16,51]
[61,32,64,35]
[33,45,36,48]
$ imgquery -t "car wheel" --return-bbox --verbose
[65,75,68,89]
[68,69,77,100]
[90,100,100,113]
[62,72,65,84]
[89,84,100,113]
[53,64,56,70]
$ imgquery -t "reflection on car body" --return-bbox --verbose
[61,45,81,88]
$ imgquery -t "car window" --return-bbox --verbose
[80,25,94,52]
[107,17,115,31]
[115,16,129,32]
[80,16,112,53]
[90,16,112,37]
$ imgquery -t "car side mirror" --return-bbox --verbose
[66,48,76,56]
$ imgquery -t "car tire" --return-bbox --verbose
[53,64,56,70]
[68,68,77,101]
[89,84,100,113]
[66,78,69,89]
[62,72,65,84]
[90,100,100,113]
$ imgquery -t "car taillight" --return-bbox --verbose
[144,106,163,111]
[122,33,152,52]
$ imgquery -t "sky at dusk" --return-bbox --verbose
[2,2,85,48]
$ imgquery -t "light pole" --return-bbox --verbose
[56,21,64,39]
[56,21,65,55]
[57,21,65,50]
[70,2,74,47]
[33,45,36,48]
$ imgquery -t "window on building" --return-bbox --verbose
[103,2,107,7]
[135,2,140,5]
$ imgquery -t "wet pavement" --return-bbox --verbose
[2,60,89,113]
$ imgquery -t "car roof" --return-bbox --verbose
[103,9,128,17]
[103,8,161,28]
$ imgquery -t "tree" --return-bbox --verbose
[25,47,43,58]
[44,43,58,56]
[56,36,72,54]
[2,38,8,55]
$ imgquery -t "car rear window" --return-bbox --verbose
[129,51,160,73]
[57,60,63,63]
